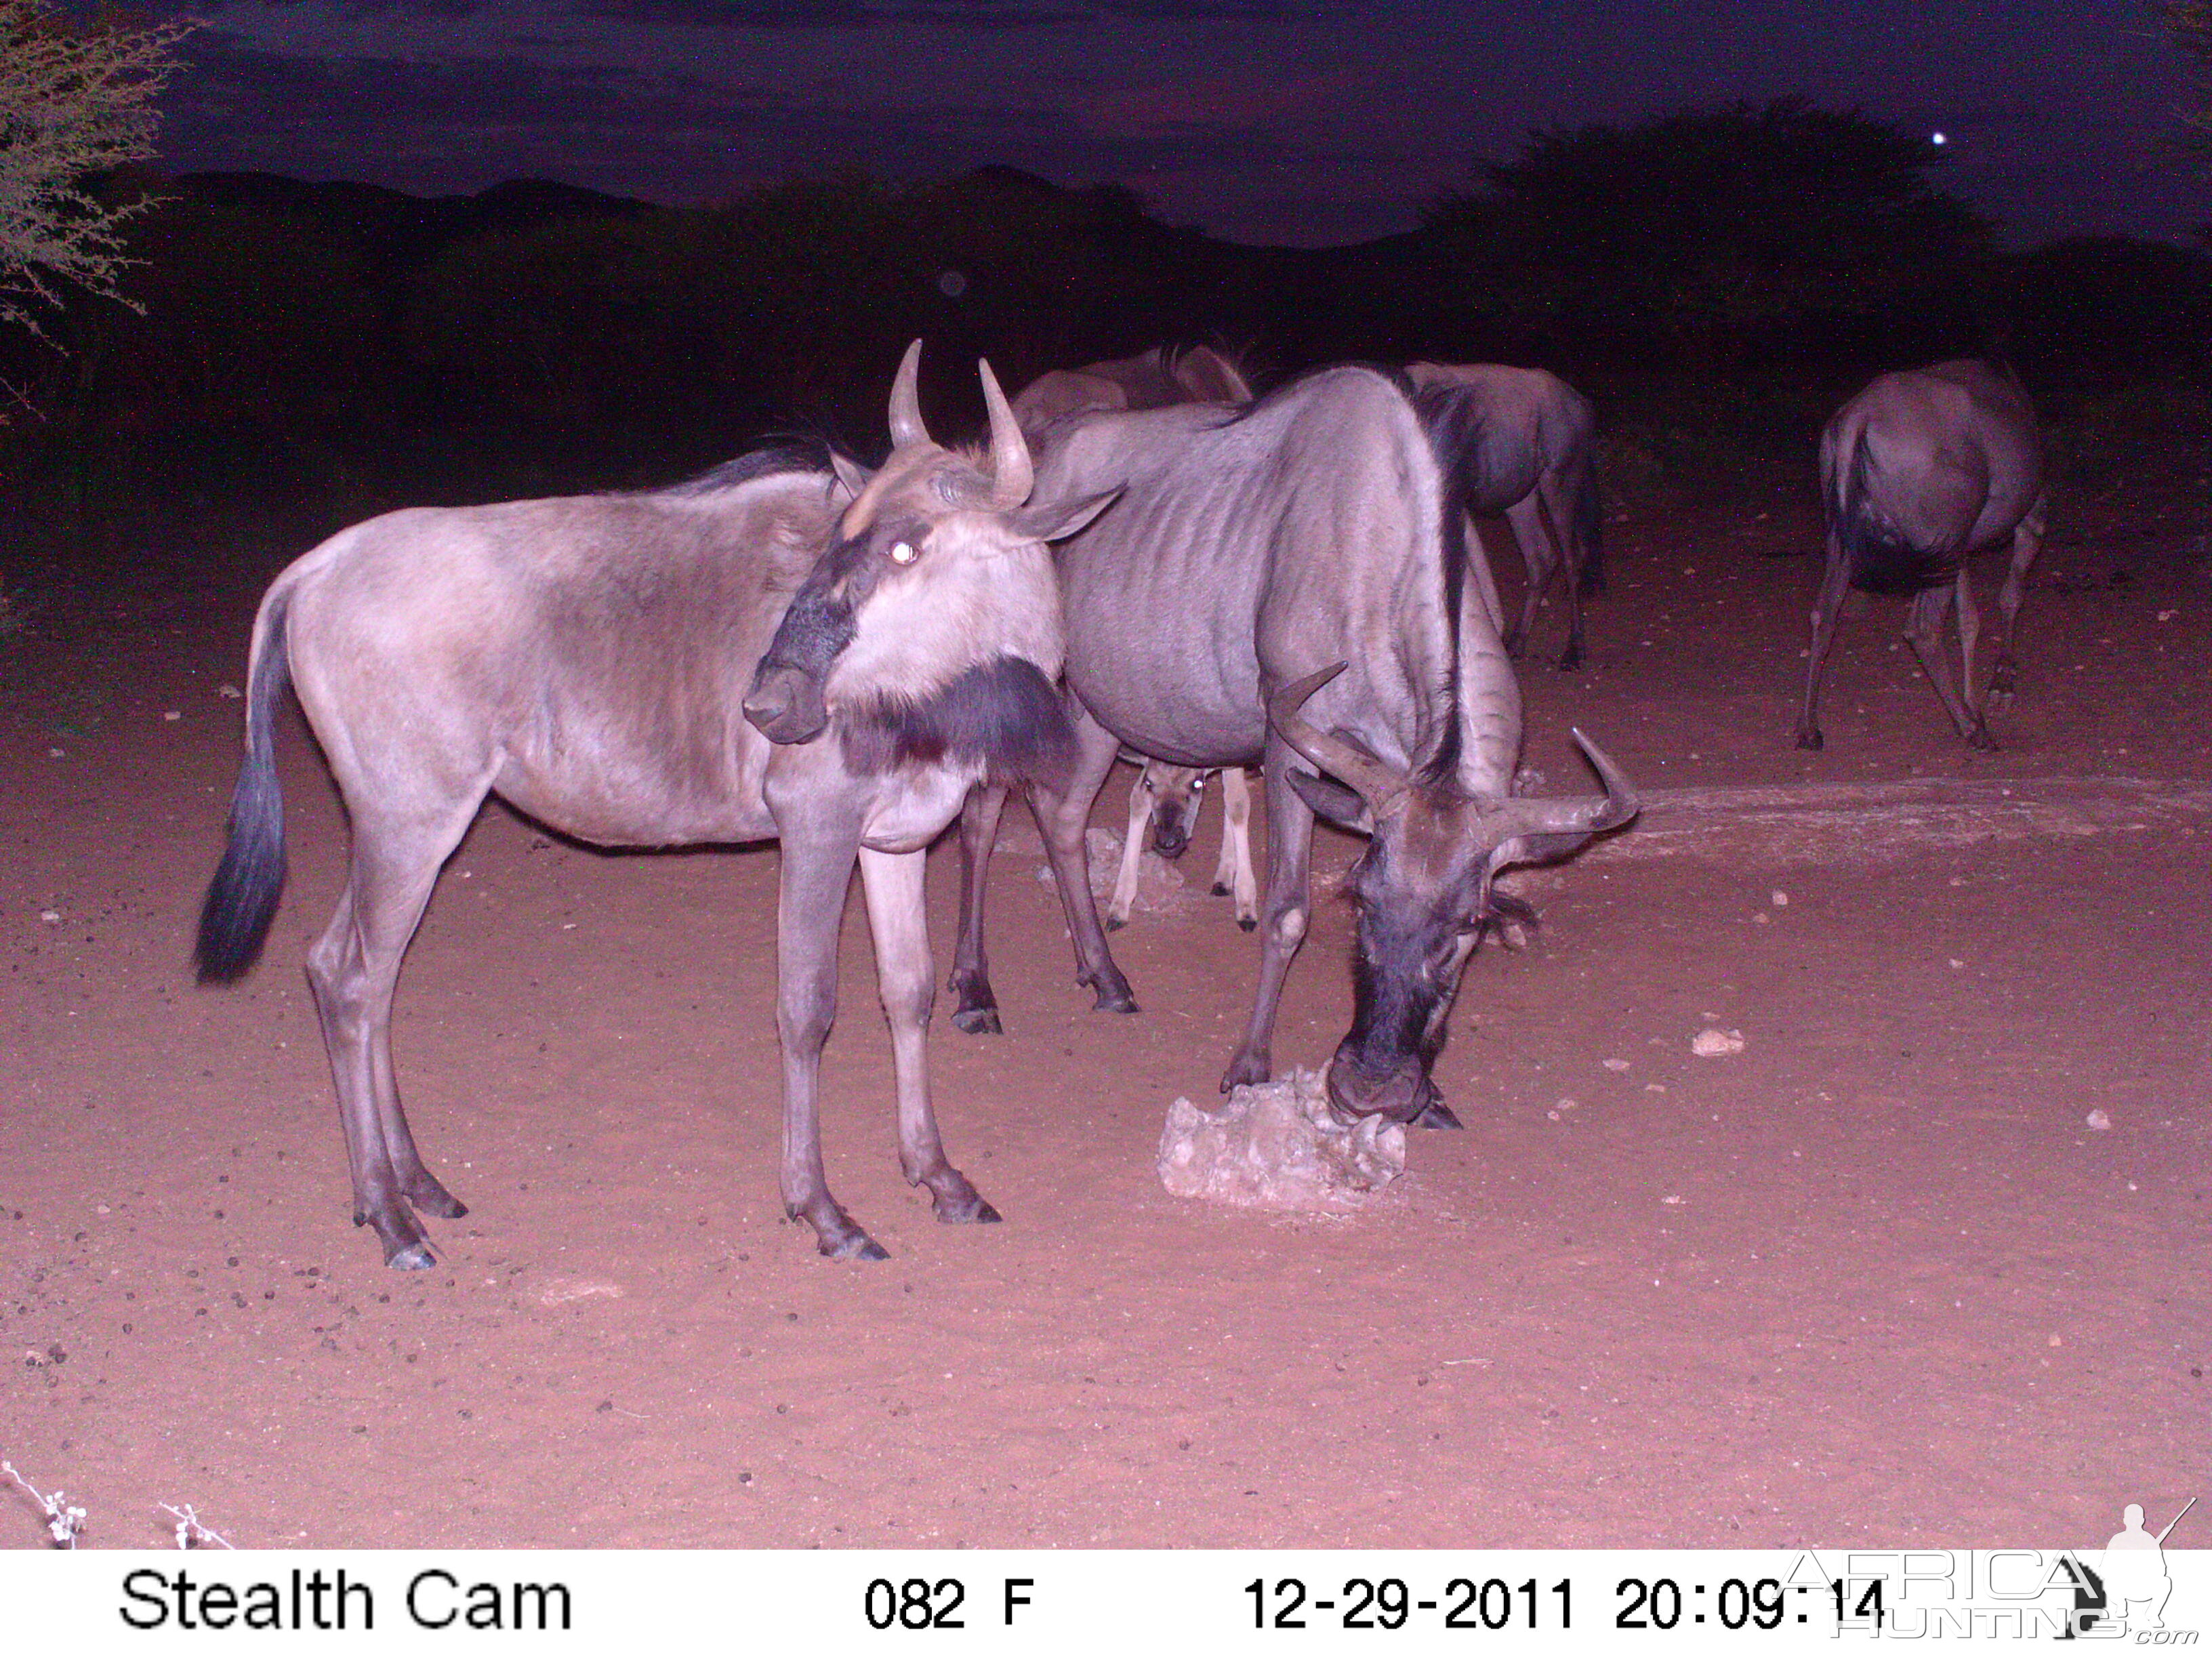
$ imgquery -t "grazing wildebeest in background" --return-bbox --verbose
[1107,760,1257,932]
[1798,359,2047,751]
[196,343,1112,1267]
[1406,362,1605,670]
[1010,344,1252,439]
[943,364,1637,1126]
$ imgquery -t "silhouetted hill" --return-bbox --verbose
[173,171,657,276]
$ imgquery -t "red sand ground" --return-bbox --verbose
[3,468,2205,1549]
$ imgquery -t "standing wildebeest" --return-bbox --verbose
[195,344,1112,1267]
[1107,760,1257,932]
[1009,344,1252,439]
[1799,359,2047,752]
[1406,363,1604,670]
[934,365,1637,1126]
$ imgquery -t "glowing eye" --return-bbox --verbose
[890,541,917,565]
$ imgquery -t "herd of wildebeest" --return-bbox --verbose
[192,341,2048,1269]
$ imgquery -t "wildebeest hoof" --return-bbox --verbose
[1083,971,1138,1014]
[1967,725,1999,752]
[387,1242,437,1271]
[1105,914,1128,933]
[951,1004,1002,1036]
[1210,881,1230,897]
[1220,1054,1271,1093]
[406,1181,468,1219]
[1556,649,1583,672]
[821,1232,890,1262]
[1237,916,1258,933]
[1795,729,1824,752]
[1412,1099,1464,1130]
[935,1194,1003,1225]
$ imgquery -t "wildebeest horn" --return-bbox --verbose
[1268,663,1408,817]
[1498,727,1640,838]
[979,359,1032,507]
[888,339,930,450]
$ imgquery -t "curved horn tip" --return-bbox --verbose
[888,339,930,450]
[1568,726,1640,823]
[1275,661,1350,710]
[979,357,1033,507]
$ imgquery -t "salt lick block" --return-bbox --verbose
[1158,1067,1407,1213]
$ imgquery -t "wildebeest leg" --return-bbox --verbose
[1501,508,1553,662]
[1988,495,2046,706]
[1221,736,1316,1092]
[1796,534,1853,750]
[775,825,885,1261]
[859,846,999,1227]
[1526,482,1584,670]
[1028,707,1138,1013]
[1462,514,1508,636]
[1954,566,1984,716]
[1904,582,1993,748]
[304,810,476,1270]
[948,783,1006,1035]
[1106,765,1152,931]
[1212,766,1258,930]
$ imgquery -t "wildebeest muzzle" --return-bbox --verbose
[1324,1050,1435,1125]
[743,661,830,745]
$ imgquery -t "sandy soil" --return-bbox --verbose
[3,464,2207,1550]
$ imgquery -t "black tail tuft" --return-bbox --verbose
[1570,455,1605,596]
[1834,431,1953,597]
[194,596,291,983]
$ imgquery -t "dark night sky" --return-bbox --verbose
[155,0,2207,248]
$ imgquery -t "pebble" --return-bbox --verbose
[1692,1027,1745,1058]
[2085,1110,2112,1132]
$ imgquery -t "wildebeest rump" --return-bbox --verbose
[196,343,1108,1267]
[947,364,1637,1126]
[1009,344,1253,440]
[1406,362,1604,670]
[1799,359,2047,751]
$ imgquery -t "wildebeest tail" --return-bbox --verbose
[1832,429,1952,596]
[194,590,293,983]
[1570,453,1605,596]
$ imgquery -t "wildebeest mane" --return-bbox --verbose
[653,436,839,497]
[1230,362,1473,787]
[840,655,1078,792]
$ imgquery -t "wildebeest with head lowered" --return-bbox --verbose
[939,364,1637,1126]
[1406,362,1604,670]
[1799,359,2047,751]
[195,343,1111,1267]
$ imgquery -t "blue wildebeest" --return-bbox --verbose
[1010,344,1252,440]
[1798,359,2047,751]
[1406,363,1604,670]
[1107,760,1256,931]
[195,344,1112,1267]
[942,364,1637,1126]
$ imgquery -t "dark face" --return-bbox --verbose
[742,506,932,744]
[1326,792,1496,1124]
[1147,775,1203,859]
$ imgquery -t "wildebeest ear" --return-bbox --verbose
[1285,767,1373,832]
[829,453,872,504]
[1004,487,1120,546]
